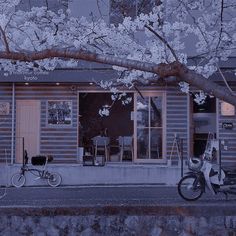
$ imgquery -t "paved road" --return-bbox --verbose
[0,185,235,208]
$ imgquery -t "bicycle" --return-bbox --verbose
[11,151,62,187]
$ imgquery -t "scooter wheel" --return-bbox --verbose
[178,175,203,201]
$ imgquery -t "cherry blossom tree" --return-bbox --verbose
[0,0,236,105]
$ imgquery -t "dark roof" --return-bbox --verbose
[0,69,118,83]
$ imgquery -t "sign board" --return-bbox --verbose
[222,122,234,130]
[0,102,10,115]
[221,102,235,116]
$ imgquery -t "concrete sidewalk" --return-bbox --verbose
[0,163,185,187]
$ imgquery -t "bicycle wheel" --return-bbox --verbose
[178,175,203,201]
[11,173,26,188]
[0,187,7,199]
[47,172,62,187]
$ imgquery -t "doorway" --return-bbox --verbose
[190,95,216,157]
[15,100,40,163]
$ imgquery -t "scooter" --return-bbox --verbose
[178,136,236,201]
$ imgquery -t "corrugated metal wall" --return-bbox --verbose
[166,87,188,163]
[0,83,78,163]
[0,84,12,163]
[1,84,190,164]
[218,100,236,165]
[2,83,235,166]
[14,84,78,163]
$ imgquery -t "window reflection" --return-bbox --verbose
[137,128,148,159]
[150,97,162,127]
[137,97,149,127]
[150,129,162,159]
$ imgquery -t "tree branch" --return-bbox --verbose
[178,64,236,106]
[218,67,235,95]
[144,24,179,62]
[181,2,209,49]
[0,48,236,106]
[216,0,224,51]
[0,49,179,77]
[0,26,10,53]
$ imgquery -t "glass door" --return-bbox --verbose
[135,92,165,162]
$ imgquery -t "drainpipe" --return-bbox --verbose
[11,83,15,164]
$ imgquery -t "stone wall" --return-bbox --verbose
[1,206,236,236]
[2,215,236,236]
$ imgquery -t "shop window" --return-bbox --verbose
[193,95,216,113]
[136,93,163,160]
[47,100,72,126]
[191,95,216,157]
[79,92,133,148]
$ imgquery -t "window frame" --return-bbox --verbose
[134,90,166,163]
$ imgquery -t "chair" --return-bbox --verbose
[118,136,134,161]
[92,136,110,163]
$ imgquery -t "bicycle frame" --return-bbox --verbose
[19,165,50,180]
[11,151,62,187]
[19,150,50,178]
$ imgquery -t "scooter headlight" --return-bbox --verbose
[188,158,202,171]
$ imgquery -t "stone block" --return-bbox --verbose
[225,216,236,229]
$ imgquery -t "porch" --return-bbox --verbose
[0,163,185,187]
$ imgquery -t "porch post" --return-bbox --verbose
[11,83,15,164]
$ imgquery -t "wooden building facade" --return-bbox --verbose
[0,73,235,166]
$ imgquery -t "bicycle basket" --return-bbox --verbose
[31,155,53,165]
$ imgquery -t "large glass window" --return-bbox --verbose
[79,92,134,161]
[136,93,163,160]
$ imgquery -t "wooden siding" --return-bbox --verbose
[0,84,12,163]
[166,87,188,162]
[15,84,78,163]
